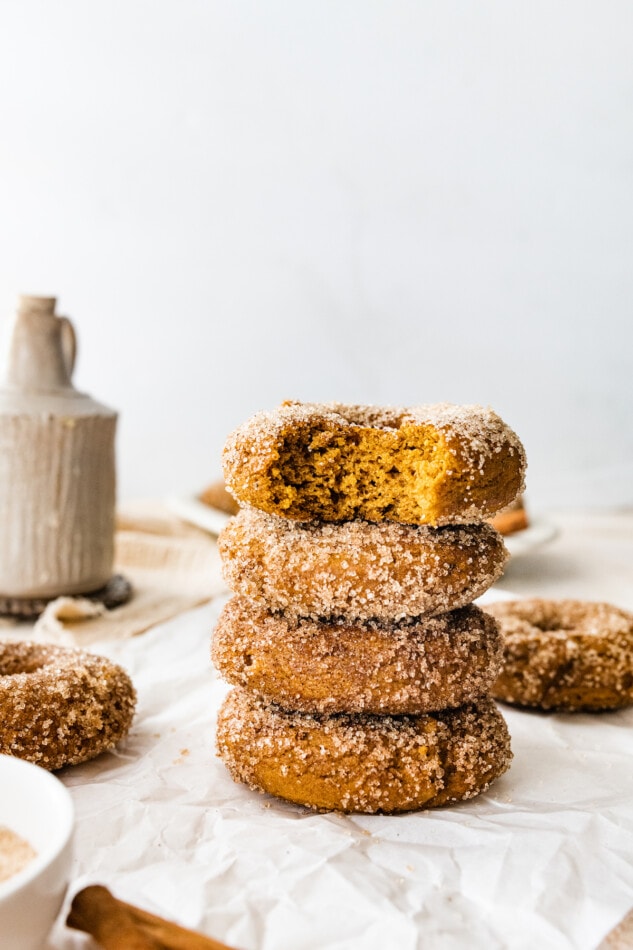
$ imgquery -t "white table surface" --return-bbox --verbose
[32,508,633,950]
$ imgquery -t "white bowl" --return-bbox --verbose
[0,755,74,950]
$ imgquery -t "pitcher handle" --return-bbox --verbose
[59,316,77,379]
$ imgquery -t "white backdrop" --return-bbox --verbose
[0,1,631,509]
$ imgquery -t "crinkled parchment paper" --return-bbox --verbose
[44,591,633,950]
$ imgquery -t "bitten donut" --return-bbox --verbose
[216,688,512,813]
[486,599,633,711]
[0,641,137,770]
[219,508,508,621]
[213,596,503,714]
[223,401,526,526]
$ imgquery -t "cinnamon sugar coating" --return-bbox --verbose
[213,596,503,714]
[222,401,526,526]
[216,688,512,814]
[486,599,633,711]
[219,508,508,621]
[0,641,136,770]
[0,826,36,883]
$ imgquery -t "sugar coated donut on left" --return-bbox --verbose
[0,641,136,770]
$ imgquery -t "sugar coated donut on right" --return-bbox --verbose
[219,508,508,621]
[486,599,633,711]
[216,688,512,814]
[223,401,526,526]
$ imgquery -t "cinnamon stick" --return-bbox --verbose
[67,885,237,950]
[67,886,161,949]
[117,897,236,950]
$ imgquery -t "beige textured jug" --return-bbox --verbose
[0,295,117,599]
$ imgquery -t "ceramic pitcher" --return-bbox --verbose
[0,295,117,599]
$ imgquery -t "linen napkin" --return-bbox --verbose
[1,503,226,646]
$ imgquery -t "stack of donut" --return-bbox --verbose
[213,401,527,814]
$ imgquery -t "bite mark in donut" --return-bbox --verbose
[223,402,526,526]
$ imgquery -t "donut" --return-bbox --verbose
[219,508,508,621]
[213,596,503,714]
[222,401,526,526]
[216,688,512,813]
[486,599,633,711]
[0,640,137,770]
[199,479,240,516]
[490,496,529,536]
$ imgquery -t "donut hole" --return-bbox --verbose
[0,655,48,676]
[531,618,575,634]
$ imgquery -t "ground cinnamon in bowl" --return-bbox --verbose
[0,825,36,884]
